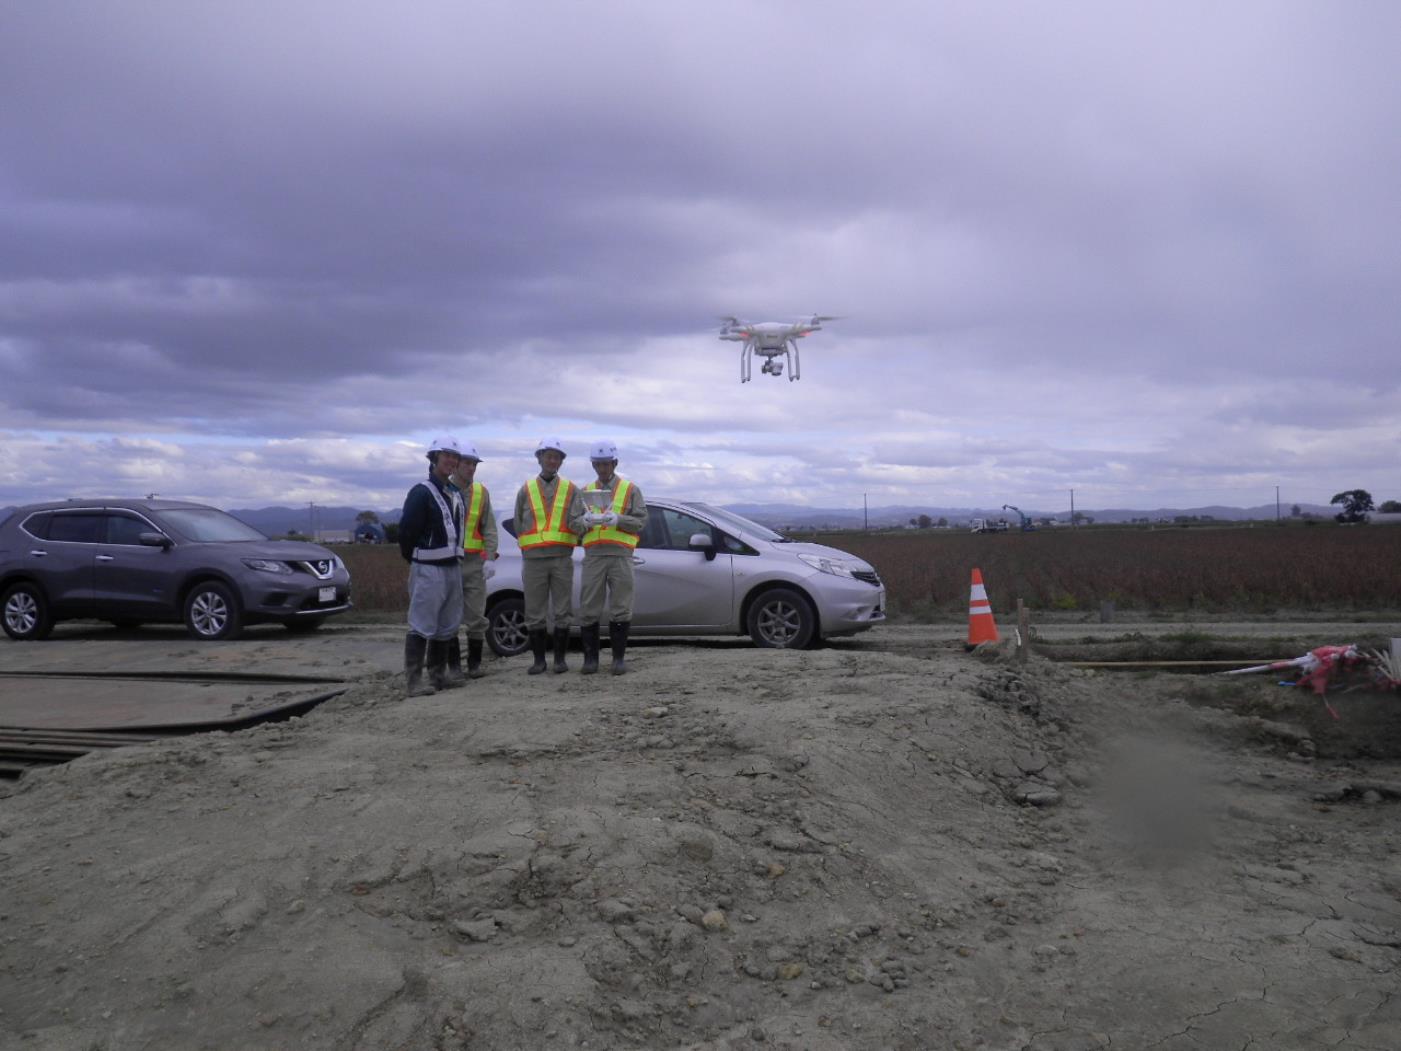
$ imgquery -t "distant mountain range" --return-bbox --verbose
[222,500,1338,535]
[724,502,1336,529]
[0,500,1341,536]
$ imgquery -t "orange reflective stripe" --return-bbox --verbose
[582,479,640,549]
[518,478,579,549]
[462,483,486,553]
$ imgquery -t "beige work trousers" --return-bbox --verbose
[522,555,574,630]
[581,554,635,624]
[461,557,488,640]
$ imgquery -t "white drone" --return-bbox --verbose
[719,314,841,382]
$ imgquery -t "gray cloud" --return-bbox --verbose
[2,2,1399,512]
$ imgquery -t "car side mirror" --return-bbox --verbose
[139,532,172,549]
[688,532,716,562]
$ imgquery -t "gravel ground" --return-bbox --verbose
[1,624,1399,1049]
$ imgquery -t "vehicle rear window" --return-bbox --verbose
[20,512,53,539]
[48,513,105,543]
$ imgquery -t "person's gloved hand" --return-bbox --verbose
[482,561,496,581]
[583,511,603,526]
[602,511,619,527]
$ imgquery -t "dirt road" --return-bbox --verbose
[2,624,1399,1049]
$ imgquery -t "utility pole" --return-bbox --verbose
[308,502,315,540]
[1070,489,1075,529]
[1275,485,1281,523]
[863,492,868,531]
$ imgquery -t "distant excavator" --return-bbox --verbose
[1002,505,1037,532]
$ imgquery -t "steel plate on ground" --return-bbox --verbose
[0,674,342,732]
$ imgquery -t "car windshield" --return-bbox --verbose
[155,508,267,543]
[684,503,788,542]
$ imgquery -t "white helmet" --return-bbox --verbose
[535,437,567,457]
[590,440,618,462]
[427,435,462,458]
[458,440,482,462]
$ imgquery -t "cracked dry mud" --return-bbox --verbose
[1,635,1399,1050]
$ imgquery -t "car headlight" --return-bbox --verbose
[331,555,345,571]
[798,553,857,578]
[243,558,293,574]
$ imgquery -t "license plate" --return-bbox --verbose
[319,587,336,603]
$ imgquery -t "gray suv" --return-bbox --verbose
[0,498,352,641]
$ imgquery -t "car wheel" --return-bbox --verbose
[487,596,529,657]
[2,581,54,641]
[746,587,816,649]
[284,617,325,634]
[184,581,243,640]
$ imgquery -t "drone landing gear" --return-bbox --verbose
[740,340,801,383]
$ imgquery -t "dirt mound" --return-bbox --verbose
[2,638,1399,1049]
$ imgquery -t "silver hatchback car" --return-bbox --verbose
[484,499,885,655]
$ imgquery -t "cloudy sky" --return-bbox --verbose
[3,1,1398,515]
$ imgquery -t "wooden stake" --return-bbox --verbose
[1017,598,1029,664]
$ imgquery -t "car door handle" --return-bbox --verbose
[96,554,115,562]
[631,556,646,565]
[28,550,46,557]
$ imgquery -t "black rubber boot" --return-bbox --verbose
[441,636,466,688]
[580,623,600,675]
[552,627,570,673]
[427,639,449,690]
[467,638,485,679]
[527,629,548,675]
[404,633,436,697]
[609,620,631,676]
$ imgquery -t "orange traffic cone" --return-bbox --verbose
[966,567,999,646]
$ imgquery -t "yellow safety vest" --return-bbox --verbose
[582,479,639,549]
[518,477,579,550]
[461,482,487,555]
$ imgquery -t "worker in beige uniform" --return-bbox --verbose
[448,441,499,679]
[513,437,584,674]
[570,441,647,675]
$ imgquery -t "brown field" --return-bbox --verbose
[822,523,1401,616]
[337,524,1401,618]
[336,544,409,612]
